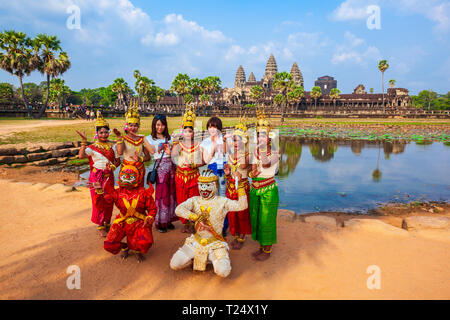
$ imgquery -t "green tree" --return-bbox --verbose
[287,85,304,112]
[389,79,396,88]
[311,86,322,109]
[171,73,191,105]
[0,30,36,117]
[111,77,131,105]
[48,78,70,108]
[0,82,15,103]
[272,71,294,122]
[378,60,389,112]
[329,88,341,112]
[32,33,71,118]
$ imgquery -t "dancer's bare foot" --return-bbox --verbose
[98,228,108,237]
[231,237,244,250]
[120,249,129,260]
[181,223,194,234]
[136,252,145,263]
[254,246,272,261]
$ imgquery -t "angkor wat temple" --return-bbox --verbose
[219,53,412,110]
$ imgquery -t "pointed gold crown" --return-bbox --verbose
[95,110,109,128]
[126,99,140,125]
[182,103,196,128]
[198,169,219,183]
[233,114,248,140]
[255,105,271,132]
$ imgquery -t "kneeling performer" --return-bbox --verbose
[170,169,248,277]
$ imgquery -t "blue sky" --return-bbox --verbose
[0,0,449,95]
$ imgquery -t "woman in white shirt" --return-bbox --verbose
[144,114,177,233]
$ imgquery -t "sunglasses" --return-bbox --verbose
[155,114,166,121]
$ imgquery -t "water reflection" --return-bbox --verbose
[278,137,302,178]
[275,136,450,213]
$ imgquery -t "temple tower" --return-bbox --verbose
[290,62,304,87]
[262,54,278,88]
[234,65,246,88]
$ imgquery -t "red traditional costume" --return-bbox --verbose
[172,104,203,224]
[97,165,157,256]
[225,118,252,239]
[84,111,119,231]
[119,101,146,187]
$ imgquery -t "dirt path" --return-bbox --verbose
[0,179,449,300]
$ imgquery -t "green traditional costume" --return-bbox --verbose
[249,107,279,247]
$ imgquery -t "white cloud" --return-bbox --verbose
[332,45,381,65]
[331,0,371,21]
[331,0,450,33]
[344,31,364,47]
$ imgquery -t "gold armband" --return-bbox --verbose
[188,213,199,221]
[237,187,246,197]
[81,139,88,146]
[116,137,124,144]
[109,164,117,171]
[139,156,144,162]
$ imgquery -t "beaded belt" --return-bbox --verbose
[251,177,276,190]
[176,166,199,183]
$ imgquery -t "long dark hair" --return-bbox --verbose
[151,114,170,141]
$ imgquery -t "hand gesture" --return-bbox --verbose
[143,215,154,227]
[223,164,231,176]
[162,143,171,155]
[76,130,87,141]
[131,151,140,162]
[233,171,242,180]
[113,128,122,138]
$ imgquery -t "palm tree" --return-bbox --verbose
[154,86,165,112]
[0,30,36,118]
[370,88,374,94]
[273,71,294,123]
[389,79,396,88]
[111,78,131,107]
[134,70,156,109]
[33,34,71,118]
[378,60,389,112]
[48,78,70,109]
[287,85,304,113]
[189,78,204,103]
[311,86,322,109]
[329,88,341,112]
[171,73,191,106]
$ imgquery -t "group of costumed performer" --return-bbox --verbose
[170,169,248,277]
[248,107,280,261]
[113,100,150,188]
[171,103,203,234]
[76,111,120,237]
[223,116,252,250]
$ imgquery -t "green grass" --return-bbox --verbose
[0,117,243,145]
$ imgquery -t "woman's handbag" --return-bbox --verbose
[147,148,165,185]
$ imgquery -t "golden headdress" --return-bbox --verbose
[233,114,248,141]
[255,105,271,132]
[125,99,141,125]
[95,110,109,128]
[182,103,196,128]
[197,169,219,183]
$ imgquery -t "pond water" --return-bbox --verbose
[79,137,450,214]
[276,137,450,213]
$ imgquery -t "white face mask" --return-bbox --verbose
[198,181,217,200]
